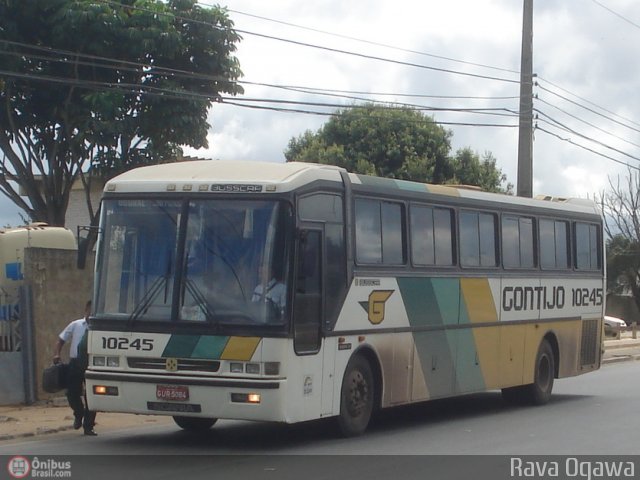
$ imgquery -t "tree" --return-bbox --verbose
[598,169,640,312]
[449,148,513,193]
[285,104,510,192]
[0,0,243,229]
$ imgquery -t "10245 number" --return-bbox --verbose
[101,337,154,351]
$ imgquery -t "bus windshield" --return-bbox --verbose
[95,198,291,326]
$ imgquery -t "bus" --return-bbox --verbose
[1,224,76,351]
[86,160,604,436]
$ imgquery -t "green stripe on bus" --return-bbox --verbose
[192,336,229,359]
[394,179,428,193]
[397,277,459,327]
[162,334,229,359]
[162,335,200,357]
[356,175,399,189]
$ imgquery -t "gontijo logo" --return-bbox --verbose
[359,290,394,325]
[7,456,30,479]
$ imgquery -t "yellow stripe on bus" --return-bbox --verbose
[220,336,261,361]
[460,278,501,388]
[460,278,497,323]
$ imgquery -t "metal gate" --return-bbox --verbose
[0,287,35,405]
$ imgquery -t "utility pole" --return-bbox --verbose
[517,0,534,198]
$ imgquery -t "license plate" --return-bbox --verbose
[156,385,189,401]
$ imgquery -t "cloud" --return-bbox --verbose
[2,0,638,226]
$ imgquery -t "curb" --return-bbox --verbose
[602,354,640,365]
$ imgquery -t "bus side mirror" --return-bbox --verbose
[77,237,89,269]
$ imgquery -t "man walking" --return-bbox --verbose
[53,300,97,436]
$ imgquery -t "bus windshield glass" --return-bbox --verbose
[95,198,290,326]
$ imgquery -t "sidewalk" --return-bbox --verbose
[0,399,172,441]
[2,333,639,442]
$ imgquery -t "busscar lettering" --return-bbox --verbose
[210,184,263,193]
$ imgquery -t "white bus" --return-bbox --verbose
[0,224,76,351]
[87,160,604,436]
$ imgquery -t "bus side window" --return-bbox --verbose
[294,230,322,354]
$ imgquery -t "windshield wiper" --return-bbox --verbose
[183,279,216,321]
[126,274,168,326]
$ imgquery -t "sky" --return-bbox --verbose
[2,0,640,227]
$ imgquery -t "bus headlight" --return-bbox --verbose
[106,356,120,367]
[93,356,106,367]
[245,363,260,374]
[230,362,244,373]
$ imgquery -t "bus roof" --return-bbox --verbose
[104,160,601,217]
[104,160,345,193]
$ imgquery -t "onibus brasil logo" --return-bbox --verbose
[7,456,30,479]
[7,456,72,478]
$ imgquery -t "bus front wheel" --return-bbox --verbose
[337,355,374,437]
[173,416,217,432]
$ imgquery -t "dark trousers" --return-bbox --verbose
[66,359,96,431]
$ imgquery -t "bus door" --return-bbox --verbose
[293,227,323,354]
[294,226,334,416]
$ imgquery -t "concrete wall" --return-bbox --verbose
[23,248,95,401]
[0,352,23,404]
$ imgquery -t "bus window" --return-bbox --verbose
[410,205,454,266]
[460,210,497,267]
[95,199,291,326]
[179,200,290,325]
[575,222,601,270]
[502,215,535,268]
[540,219,570,270]
[355,198,405,265]
[96,199,181,320]
[294,230,322,354]
[298,194,343,222]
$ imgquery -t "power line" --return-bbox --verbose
[536,126,640,171]
[536,82,640,135]
[0,40,522,118]
[94,0,520,85]
[536,76,640,130]
[534,97,640,150]
[218,4,520,75]
[590,0,640,31]
[535,111,640,164]
[0,41,520,104]
[3,3,640,171]
[0,67,520,128]
[246,81,520,101]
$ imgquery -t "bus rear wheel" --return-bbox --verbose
[502,339,555,406]
[337,355,374,437]
[173,416,217,432]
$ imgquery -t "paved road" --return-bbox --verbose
[1,362,638,479]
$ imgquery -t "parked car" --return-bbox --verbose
[604,316,627,336]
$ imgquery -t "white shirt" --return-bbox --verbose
[252,278,286,310]
[58,318,88,359]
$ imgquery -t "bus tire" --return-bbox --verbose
[337,354,374,437]
[173,416,217,432]
[501,339,555,406]
[526,339,555,405]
